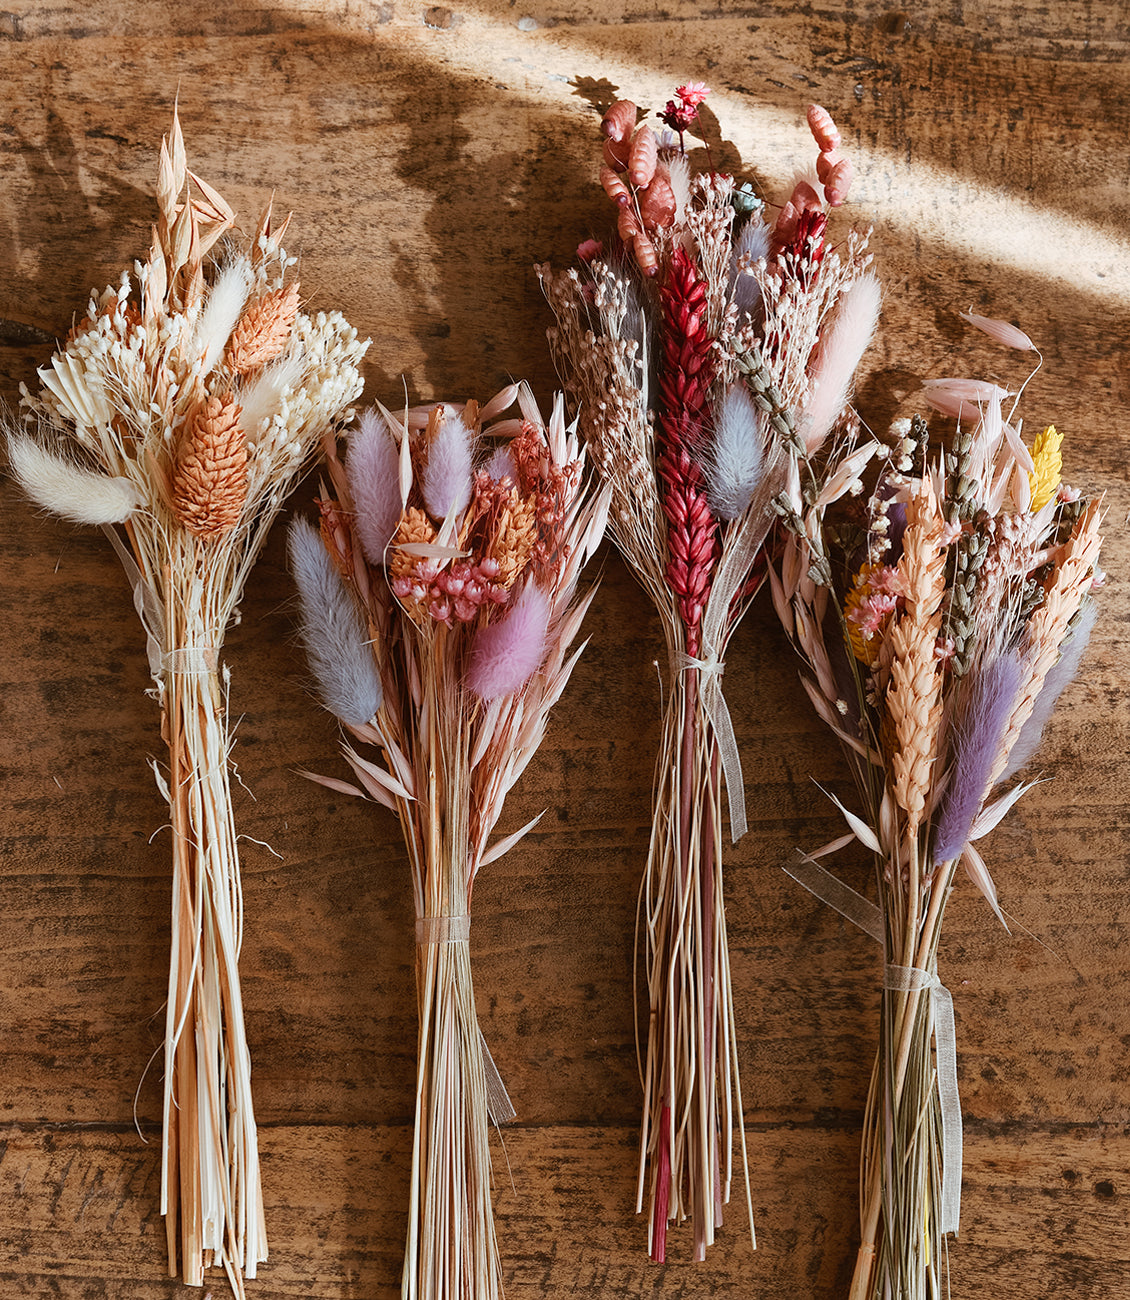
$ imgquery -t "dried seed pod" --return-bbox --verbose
[171,393,248,538]
[601,98,637,143]
[628,122,658,188]
[602,135,630,172]
[823,157,853,206]
[807,102,841,153]
[816,148,841,184]
[617,206,658,276]
[600,164,632,208]
[617,205,642,243]
[638,174,677,231]
[226,281,301,375]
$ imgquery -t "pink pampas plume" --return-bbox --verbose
[799,272,881,452]
[347,408,403,566]
[466,581,551,700]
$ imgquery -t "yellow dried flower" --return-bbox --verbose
[388,507,436,586]
[485,491,538,589]
[1028,424,1063,511]
[843,564,883,666]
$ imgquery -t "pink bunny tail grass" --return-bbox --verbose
[466,581,551,700]
[799,271,881,452]
[347,408,403,566]
[423,408,474,520]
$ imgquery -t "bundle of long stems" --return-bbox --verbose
[7,114,366,1291]
[769,314,1104,1298]
[290,382,608,1299]
[539,90,879,1260]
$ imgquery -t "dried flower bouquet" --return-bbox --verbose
[770,317,1103,1299]
[539,91,879,1259]
[290,383,608,1300]
[7,115,366,1290]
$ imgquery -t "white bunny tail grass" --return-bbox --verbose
[7,432,140,525]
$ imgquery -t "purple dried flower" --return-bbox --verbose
[934,650,1024,864]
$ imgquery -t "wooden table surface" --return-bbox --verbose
[2,2,1129,1296]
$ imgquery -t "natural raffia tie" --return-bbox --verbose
[883,962,962,1233]
[782,852,963,1235]
[415,914,516,1126]
[684,494,784,845]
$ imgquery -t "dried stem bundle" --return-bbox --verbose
[771,324,1104,1298]
[7,113,366,1291]
[292,384,608,1299]
[539,89,878,1260]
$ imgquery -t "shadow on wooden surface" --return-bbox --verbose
[1,1,1128,1297]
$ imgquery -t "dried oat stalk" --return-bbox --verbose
[7,110,367,1291]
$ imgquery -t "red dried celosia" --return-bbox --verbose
[656,247,720,655]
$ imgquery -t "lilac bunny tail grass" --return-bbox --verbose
[705,382,767,521]
[423,408,474,520]
[934,649,1024,863]
[289,517,383,728]
[466,581,551,701]
[1001,598,1098,783]
[347,408,403,566]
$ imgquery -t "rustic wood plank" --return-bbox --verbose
[2,1123,1128,1297]
[1,0,1129,1295]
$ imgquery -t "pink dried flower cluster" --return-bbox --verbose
[659,81,711,133]
[391,556,509,626]
[849,584,900,637]
[773,105,853,259]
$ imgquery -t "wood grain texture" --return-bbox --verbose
[1,1,1128,1296]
